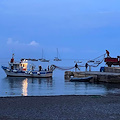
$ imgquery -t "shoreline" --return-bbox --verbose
[0,93,119,98]
[0,94,120,120]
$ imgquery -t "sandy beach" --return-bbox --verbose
[0,95,120,120]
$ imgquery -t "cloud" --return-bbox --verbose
[7,38,19,45]
[28,41,39,46]
[7,38,39,47]
[7,38,12,44]
[98,11,114,14]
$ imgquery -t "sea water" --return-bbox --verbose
[0,58,120,97]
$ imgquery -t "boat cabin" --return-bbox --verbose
[9,55,28,71]
[9,61,28,71]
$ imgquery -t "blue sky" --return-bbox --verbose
[0,0,120,60]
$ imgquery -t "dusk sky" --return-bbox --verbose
[0,0,120,60]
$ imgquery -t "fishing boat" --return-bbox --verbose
[54,48,62,61]
[70,76,93,82]
[1,54,53,78]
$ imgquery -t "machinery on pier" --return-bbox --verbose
[104,50,120,67]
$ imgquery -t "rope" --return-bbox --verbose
[90,58,104,67]
[78,65,85,67]
[50,65,83,71]
[92,53,106,61]
[87,53,106,67]
[50,53,106,70]
[52,65,75,70]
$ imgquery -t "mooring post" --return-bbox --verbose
[89,66,91,72]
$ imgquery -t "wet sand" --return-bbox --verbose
[0,95,120,120]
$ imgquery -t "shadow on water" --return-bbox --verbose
[65,78,120,95]
[96,82,120,94]
[95,82,120,89]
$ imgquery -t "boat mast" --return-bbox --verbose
[42,49,43,59]
[57,48,58,58]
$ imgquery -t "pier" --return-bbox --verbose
[65,67,120,83]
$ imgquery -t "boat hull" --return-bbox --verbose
[2,66,52,78]
[70,76,93,82]
[5,70,52,78]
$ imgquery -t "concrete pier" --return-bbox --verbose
[65,70,120,83]
[104,67,120,73]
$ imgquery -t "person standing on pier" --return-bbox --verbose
[106,50,110,57]
[75,63,78,72]
[47,65,49,71]
[39,65,42,71]
[85,63,88,71]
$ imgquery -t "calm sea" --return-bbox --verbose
[0,58,120,97]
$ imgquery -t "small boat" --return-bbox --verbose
[40,58,50,62]
[54,48,62,61]
[70,76,93,82]
[40,49,50,62]
[21,58,38,61]
[1,54,53,78]
[74,61,82,63]
[30,59,38,61]
[54,57,61,61]
[87,60,94,63]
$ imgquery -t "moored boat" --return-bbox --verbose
[40,58,50,62]
[1,54,53,78]
[70,76,93,82]
[54,48,62,61]
[40,49,50,62]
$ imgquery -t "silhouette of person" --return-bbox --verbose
[75,63,78,72]
[106,50,110,57]
[48,66,49,71]
[85,63,88,71]
[39,65,42,71]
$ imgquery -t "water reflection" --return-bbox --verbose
[2,77,53,96]
[96,82,120,94]
[4,77,26,88]
[22,78,28,96]
[1,76,120,96]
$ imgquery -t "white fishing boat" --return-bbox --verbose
[2,54,53,78]
[54,48,62,61]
